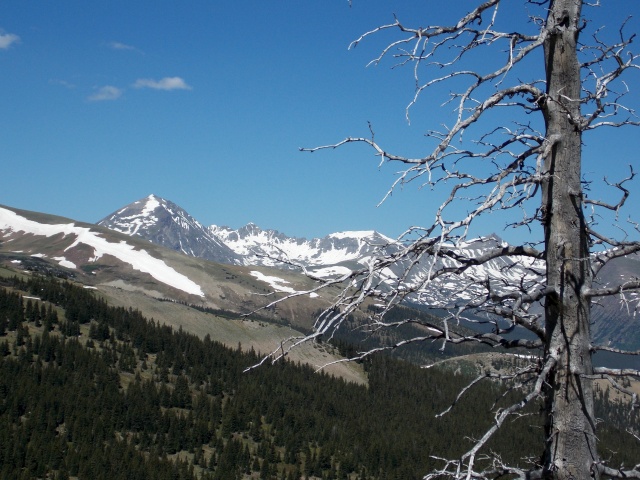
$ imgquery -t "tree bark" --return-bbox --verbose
[541,0,599,478]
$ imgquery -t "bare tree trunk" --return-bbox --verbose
[542,1,599,478]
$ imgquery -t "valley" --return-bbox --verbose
[0,198,639,478]
[0,272,637,479]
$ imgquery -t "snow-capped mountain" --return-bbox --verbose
[2,196,640,350]
[369,234,544,308]
[94,195,640,351]
[100,195,398,274]
[211,223,395,271]
[98,195,242,265]
[98,195,543,307]
[213,217,545,311]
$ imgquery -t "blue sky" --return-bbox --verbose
[1,1,639,243]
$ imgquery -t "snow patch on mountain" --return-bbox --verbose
[53,256,77,269]
[0,206,204,297]
[309,265,353,278]
[329,230,384,240]
[107,195,162,237]
[142,195,160,215]
[250,271,319,298]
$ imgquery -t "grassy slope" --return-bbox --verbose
[98,284,367,384]
[0,205,368,383]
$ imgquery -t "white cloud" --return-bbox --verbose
[108,41,134,50]
[133,76,192,91]
[107,41,143,54]
[0,31,20,50]
[87,85,123,102]
[49,79,76,89]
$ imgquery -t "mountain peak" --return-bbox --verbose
[103,197,402,271]
[143,193,161,208]
[328,230,394,244]
[98,196,242,265]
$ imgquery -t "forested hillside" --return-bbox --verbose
[0,273,637,479]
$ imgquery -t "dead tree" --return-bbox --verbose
[251,1,640,478]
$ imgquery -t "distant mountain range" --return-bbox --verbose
[98,194,395,273]
[1,194,639,351]
[97,195,640,351]
[98,195,545,310]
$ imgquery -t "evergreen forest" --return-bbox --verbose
[0,273,637,479]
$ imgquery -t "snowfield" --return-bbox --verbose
[310,265,352,278]
[107,196,161,236]
[53,256,77,269]
[250,271,319,298]
[0,207,204,297]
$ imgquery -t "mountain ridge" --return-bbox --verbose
[99,194,399,273]
[3,196,640,351]
[97,194,640,351]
